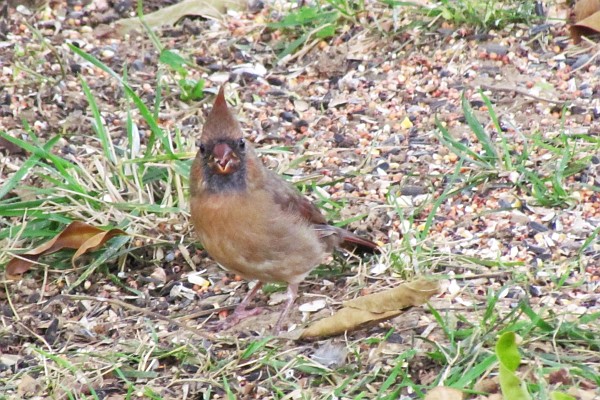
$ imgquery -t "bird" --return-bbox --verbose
[189,86,378,332]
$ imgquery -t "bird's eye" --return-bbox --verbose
[238,138,245,149]
[199,144,206,154]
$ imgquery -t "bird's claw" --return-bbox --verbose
[210,307,264,331]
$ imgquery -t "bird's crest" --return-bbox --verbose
[202,85,242,140]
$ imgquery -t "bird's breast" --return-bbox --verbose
[190,190,327,284]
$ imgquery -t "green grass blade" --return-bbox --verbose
[480,90,512,170]
[0,132,84,193]
[419,157,464,241]
[33,347,100,399]
[461,93,498,163]
[0,134,52,199]
[80,77,117,165]
[69,44,174,157]
[67,235,131,292]
[277,32,310,60]
[435,116,489,167]
[451,354,497,388]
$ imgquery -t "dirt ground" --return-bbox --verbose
[1,0,599,399]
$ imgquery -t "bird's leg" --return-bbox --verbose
[213,281,264,331]
[274,283,299,333]
[234,281,263,313]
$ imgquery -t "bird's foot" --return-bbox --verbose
[211,307,264,331]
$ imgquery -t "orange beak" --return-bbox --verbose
[212,142,236,174]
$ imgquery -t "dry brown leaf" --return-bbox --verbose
[566,387,599,400]
[298,279,440,339]
[571,0,600,42]
[473,378,499,394]
[345,279,440,312]
[574,0,600,21]
[424,387,464,400]
[16,373,42,398]
[112,0,245,36]
[5,221,127,279]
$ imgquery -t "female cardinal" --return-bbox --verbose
[190,86,378,332]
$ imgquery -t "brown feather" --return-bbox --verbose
[189,85,379,330]
[266,169,327,225]
[201,86,243,142]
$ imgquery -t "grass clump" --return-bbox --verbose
[435,91,592,208]
[425,0,540,30]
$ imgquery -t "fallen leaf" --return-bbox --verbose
[473,378,499,394]
[112,0,245,36]
[0,354,19,367]
[5,221,127,279]
[424,387,464,400]
[571,0,600,43]
[268,291,288,306]
[548,369,572,385]
[574,0,600,22]
[17,373,42,398]
[566,387,598,400]
[169,283,197,300]
[298,279,440,339]
[400,116,413,129]
[344,278,440,312]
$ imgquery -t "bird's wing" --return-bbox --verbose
[265,169,327,225]
[265,169,379,254]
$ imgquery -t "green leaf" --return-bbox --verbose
[316,24,336,38]
[0,133,59,200]
[277,32,310,60]
[179,78,205,101]
[223,376,235,400]
[380,0,423,6]
[159,49,189,75]
[452,354,496,387]
[241,337,273,359]
[268,6,320,28]
[496,332,531,400]
[70,44,174,158]
[550,392,576,400]
[480,89,512,170]
[190,79,205,100]
[496,332,521,371]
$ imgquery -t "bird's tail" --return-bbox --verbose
[315,224,380,254]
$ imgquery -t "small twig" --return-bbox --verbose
[17,321,53,351]
[569,43,600,75]
[4,281,21,321]
[476,83,566,105]
[453,271,513,280]
[176,304,235,322]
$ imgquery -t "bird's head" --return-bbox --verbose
[197,86,250,191]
